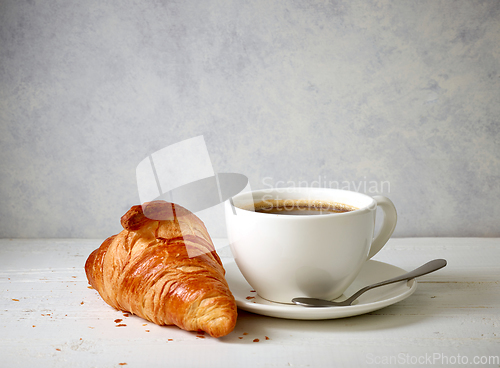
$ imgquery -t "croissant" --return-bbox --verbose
[85,200,237,338]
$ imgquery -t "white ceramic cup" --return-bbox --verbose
[225,187,397,304]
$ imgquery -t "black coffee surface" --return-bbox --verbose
[246,199,357,215]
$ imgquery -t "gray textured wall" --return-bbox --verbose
[1,0,499,239]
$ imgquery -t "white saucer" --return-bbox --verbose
[224,259,417,320]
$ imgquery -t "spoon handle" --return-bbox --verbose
[346,258,447,303]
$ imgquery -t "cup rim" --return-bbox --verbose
[229,187,376,218]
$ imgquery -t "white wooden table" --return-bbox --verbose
[1,238,499,368]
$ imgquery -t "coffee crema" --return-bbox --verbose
[242,199,358,215]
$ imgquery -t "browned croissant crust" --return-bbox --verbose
[85,200,237,338]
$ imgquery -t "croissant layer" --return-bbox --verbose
[85,201,237,338]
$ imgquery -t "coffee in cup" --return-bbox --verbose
[246,198,358,215]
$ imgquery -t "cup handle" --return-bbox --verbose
[367,196,397,259]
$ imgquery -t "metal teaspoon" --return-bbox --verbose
[292,258,447,307]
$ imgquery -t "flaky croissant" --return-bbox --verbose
[85,201,237,338]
